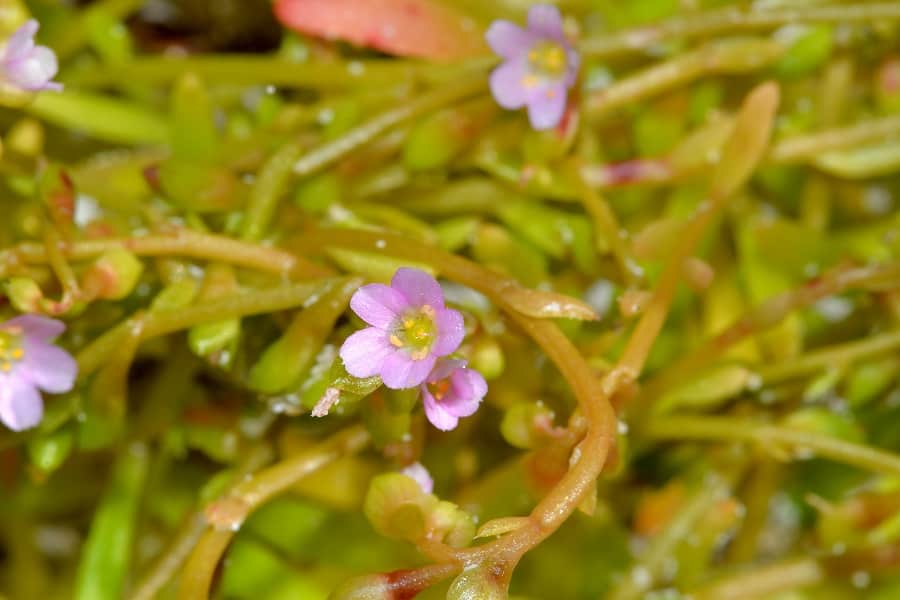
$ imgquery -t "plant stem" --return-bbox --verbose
[176,425,371,600]
[1,229,329,280]
[689,558,824,600]
[76,278,348,378]
[644,416,900,477]
[292,74,488,177]
[581,3,900,57]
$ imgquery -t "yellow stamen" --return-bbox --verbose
[389,335,404,348]
[11,348,23,360]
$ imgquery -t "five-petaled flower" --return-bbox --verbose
[1,20,62,93]
[340,268,465,390]
[0,315,77,432]
[420,358,486,431]
[486,4,579,130]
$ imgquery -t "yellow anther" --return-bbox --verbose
[410,348,428,360]
[402,319,415,329]
[11,348,23,360]
[389,334,404,348]
[1,362,10,372]
[522,74,539,89]
[421,304,435,317]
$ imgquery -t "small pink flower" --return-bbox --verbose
[1,20,62,93]
[421,359,486,432]
[486,5,579,130]
[401,462,434,494]
[0,315,77,431]
[340,268,465,390]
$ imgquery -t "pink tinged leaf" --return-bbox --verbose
[485,20,534,59]
[391,268,445,309]
[489,60,530,109]
[0,374,43,431]
[3,314,65,341]
[273,0,487,61]
[431,308,465,356]
[350,283,408,329]
[527,85,567,130]
[380,351,436,389]
[527,4,565,40]
[422,386,459,431]
[20,339,77,394]
[340,327,395,378]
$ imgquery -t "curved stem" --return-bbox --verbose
[176,425,371,600]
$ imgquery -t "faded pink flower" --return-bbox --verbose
[0,315,77,431]
[340,268,464,390]
[1,20,62,93]
[486,4,579,130]
[401,462,434,494]
[421,359,486,432]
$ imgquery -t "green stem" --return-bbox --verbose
[581,3,900,57]
[292,74,488,178]
[644,416,900,477]
[76,278,348,378]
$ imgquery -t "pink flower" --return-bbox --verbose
[0,315,77,431]
[486,5,579,130]
[421,359,486,432]
[340,268,465,390]
[401,462,434,494]
[1,20,62,93]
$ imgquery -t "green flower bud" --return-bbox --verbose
[328,575,392,600]
[364,473,431,542]
[470,336,505,380]
[430,500,476,548]
[83,247,144,300]
[447,566,508,600]
[4,277,43,312]
[28,427,75,473]
[500,402,556,450]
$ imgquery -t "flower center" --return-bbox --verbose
[389,305,437,360]
[0,329,25,372]
[427,378,452,402]
[528,40,568,80]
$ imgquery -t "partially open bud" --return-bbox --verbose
[364,473,431,542]
[82,247,144,300]
[447,566,508,600]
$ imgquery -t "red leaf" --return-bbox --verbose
[274,0,487,61]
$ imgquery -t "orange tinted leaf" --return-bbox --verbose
[274,0,487,61]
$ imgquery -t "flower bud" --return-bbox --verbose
[447,566,508,600]
[364,473,432,542]
[500,402,556,450]
[430,500,476,548]
[329,575,392,600]
[83,247,144,300]
[4,277,43,312]
[470,336,505,380]
[28,427,75,473]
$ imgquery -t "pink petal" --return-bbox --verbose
[340,327,394,378]
[391,268,444,309]
[350,283,408,329]
[401,462,434,494]
[422,385,459,431]
[0,373,43,431]
[380,352,436,389]
[3,315,65,341]
[489,59,530,109]
[527,86,567,130]
[4,20,38,62]
[6,45,58,91]
[20,339,77,394]
[427,358,466,382]
[528,4,564,40]
[485,21,534,59]
[431,308,465,356]
[445,368,486,418]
